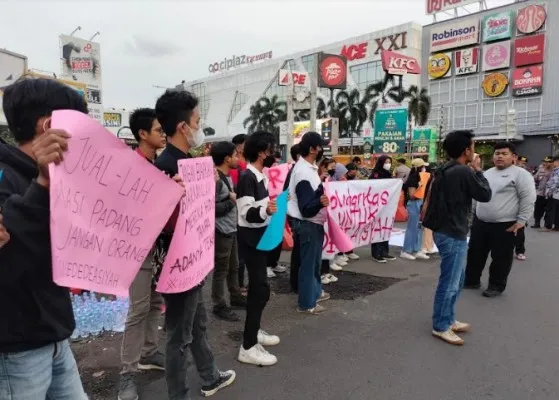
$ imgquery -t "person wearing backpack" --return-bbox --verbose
[423,130,491,346]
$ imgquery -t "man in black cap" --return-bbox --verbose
[532,156,554,228]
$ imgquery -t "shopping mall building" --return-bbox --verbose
[175,22,423,152]
[422,0,559,162]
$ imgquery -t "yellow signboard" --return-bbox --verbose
[482,73,508,97]
[428,53,452,79]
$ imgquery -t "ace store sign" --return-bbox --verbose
[340,32,408,61]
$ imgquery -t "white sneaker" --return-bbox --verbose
[267,267,276,278]
[272,264,287,273]
[334,256,348,266]
[321,275,331,285]
[257,329,280,346]
[347,252,360,260]
[238,344,277,366]
[340,254,349,262]
[414,251,430,260]
[325,273,338,283]
[329,261,343,271]
[400,252,416,260]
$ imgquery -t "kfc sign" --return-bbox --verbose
[514,34,545,67]
[318,53,347,89]
[341,42,368,61]
[426,0,479,16]
[381,51,420,75]
[512,65,543,97]
[455,47,479,75]
[278,69,309,86]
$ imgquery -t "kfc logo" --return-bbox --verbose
[455,47,479,75]
[381,50,420,75]
[340,42,368,61]
[318,54,347,89]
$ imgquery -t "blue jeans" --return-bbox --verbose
[0,340,87,400]
[403,199,423,254]
[432,232,468,332]
[292,219,323,310]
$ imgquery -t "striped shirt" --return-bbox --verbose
[236,164,271,246]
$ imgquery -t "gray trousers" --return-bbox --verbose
[164,285,219,400]
[120,255,163,374]
[212,231,243,308]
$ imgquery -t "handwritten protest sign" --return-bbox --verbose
[257,190,288,251]
[322,179,402,259]
[50,110,183,296]
[264,163,291,199]
[156,157,215,294]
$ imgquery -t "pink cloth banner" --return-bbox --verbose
[50,110,183,296]
[156,157,216,294]
[264,163,291,199]
[325,212,354,253]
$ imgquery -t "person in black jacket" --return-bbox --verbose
[369,155,397,263]
[0,77,88,398]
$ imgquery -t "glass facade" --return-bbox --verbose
[228,91,249,123]
[190,82,211,120]
[349,61,384,93]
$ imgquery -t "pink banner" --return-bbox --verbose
[326,212,354,253]
[49,110,183,296]
[264,163,291,199]
[156,157,216,294]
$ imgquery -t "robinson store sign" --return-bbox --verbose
[208,50,273,73]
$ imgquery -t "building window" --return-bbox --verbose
[480,100,508,127]
[453,103,478,129]
[428,105,451,133]
[428,80,452,106]
[454,76,479,103]
[301,54,316,74]
[227,91,249,123]
[349,61,383,93]
[513,97,542,126]
[190,83,210,120]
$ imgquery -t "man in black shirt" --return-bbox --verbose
[153,90,235,400]
[423,130,491,346]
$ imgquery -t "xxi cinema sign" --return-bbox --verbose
[340,32,408,61]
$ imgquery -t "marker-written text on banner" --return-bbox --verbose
[323,179,402,258]
[50,110,183,296]
[156,157,216,294]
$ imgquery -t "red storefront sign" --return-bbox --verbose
[381,50,420,75]
[516,4,547,34]
[278,70,308,86]
[340,42,368,61]
[318,53,347,89]
[514,34,545,67]
[512,65,543,97]
[426,0,479,15]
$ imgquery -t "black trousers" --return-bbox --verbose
[514,226,526,255]
[267,243,282,268]
[533,195,548,227]
[239,238,270,350]
[321,259,329,275]
[288,217,300,293]
[237,231,247,288]
[371,241,389,259]
[465,219,516,292]
[544,198,559,229]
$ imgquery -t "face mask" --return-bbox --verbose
[186,124,205,147]
[263,155,275,168]
[383,163,392,171]
[316,150,324,162]
[327,169,335,177]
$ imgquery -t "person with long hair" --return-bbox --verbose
[369,155,397,263]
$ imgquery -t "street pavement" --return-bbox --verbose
[142,228,559,400]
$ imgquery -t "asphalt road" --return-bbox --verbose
[142,228,559,400]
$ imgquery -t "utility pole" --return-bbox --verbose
[309,53,318,132]
[286,63,295,161]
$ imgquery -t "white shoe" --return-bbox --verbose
[321,275,331,285]
[414,251,430,260]
[325,273,338,283]
[257,329,280,346]
[267,267,276,278]
[347,252,360,260]
[334,256,348,266]
[400,252,416,260]
[329,261,343,271]
[272,264,287,273]
[238,344,277,366]
[340,254,349,262]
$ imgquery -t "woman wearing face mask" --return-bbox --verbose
[400,158,430,261]
[369,155,397,263]
[317,158,340,284]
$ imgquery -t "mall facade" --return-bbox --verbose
[422,0,559,162]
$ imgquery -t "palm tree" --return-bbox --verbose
[294,98,329,122]
[406,85,431,127]
[335,89,369,155]
[242,95,287,134]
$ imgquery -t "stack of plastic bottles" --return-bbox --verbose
[70,292,129,340]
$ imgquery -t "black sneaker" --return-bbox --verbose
[201,370,236,397]
[230,296,247,308]
[138,351,165,371]
[531,224,540,229]
[482,288,502,298]
[213,306,240,322]
[373,257,387,263]
[383,254,397,261]
[118,373,138,400]
[463,283,481,290]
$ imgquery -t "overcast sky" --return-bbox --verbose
[2,0,513,110]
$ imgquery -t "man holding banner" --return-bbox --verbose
[288,132,331,314]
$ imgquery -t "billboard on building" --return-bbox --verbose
[455,47,479,75]
[430,17,480,52]
[428,53,452,80]
[373,108,408,154]
[514,34,545,67]
[516,4,547,35]
[482,40,511,71]
[482,72,509,97]
[512,65,543,97]
[318,53,347,89]
[482,11,514,42]
[0,49,27,125]
[59,35,103,124]
[426,0,479,16]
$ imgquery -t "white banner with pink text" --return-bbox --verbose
[322,179,403,259]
